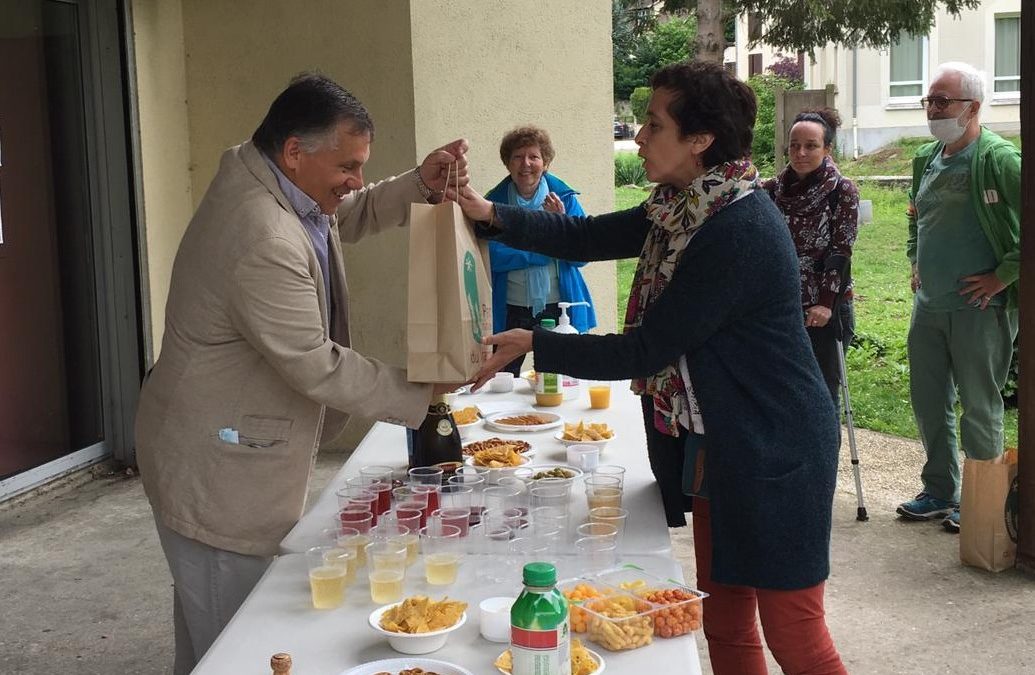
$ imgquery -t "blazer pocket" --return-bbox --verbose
[238,415,294,448]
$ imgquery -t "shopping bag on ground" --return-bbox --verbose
[960,448,1018,572]
[407,200,492,383]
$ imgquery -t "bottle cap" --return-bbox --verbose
[540,318,556,329]
[523,561,556,586]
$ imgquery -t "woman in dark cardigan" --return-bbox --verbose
[455,62,846,675]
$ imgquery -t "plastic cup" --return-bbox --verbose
[306,546,349,609]
[368,567,404,604]
[576,521,618,541]
[489,372,515,392]
[439,484,473,509]
[593,465,626,487]
[530,484,570,514]
[479,596,516,643]
[584,475,623,510]
[359,465,394,513]
[567,445,601,471]
[432,506,471,537]
[411,483,441,514]
[408,466,444,486]
[337,507,373,534]
[588,506,629,545]
[575,536,618,572]
[386,507,423,535]
[420,523,462,585]
[588,381,612,409]
[337,484,378,522]
[365,540,408,575]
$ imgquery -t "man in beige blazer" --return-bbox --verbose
[134,73,467,673]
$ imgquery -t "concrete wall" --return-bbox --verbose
[129,0,193,360]
[408,0,617,340]
[131,0,615,450]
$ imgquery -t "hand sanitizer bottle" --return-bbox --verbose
[554,302,588,400]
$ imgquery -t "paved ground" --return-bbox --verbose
[1,427,1033,674]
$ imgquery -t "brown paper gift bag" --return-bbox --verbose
[960,448,1019,572]
[407,200,492,383]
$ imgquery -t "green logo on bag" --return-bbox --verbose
[463,251,482,343]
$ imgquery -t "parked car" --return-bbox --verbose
[613,117,634,140]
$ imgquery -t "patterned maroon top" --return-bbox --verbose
[762,157,859,309]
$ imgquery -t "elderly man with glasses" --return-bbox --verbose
[897,62,1021,533]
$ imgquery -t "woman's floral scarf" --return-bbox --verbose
[625,159,759,436]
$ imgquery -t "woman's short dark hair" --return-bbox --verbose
[252,73,374,157]
[649,61,757,167]
[499,125,556,167]
[792,108,841,148]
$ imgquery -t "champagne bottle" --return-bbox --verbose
[406,394,462,469]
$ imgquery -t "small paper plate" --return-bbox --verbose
[484,410,563,433]
[494,647,604,674]
[341,658,474,675]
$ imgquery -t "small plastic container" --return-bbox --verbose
[557,578,615,635]
[579,589,655,652]
[593,567,706,638]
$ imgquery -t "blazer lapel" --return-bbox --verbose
[239,142,334,334]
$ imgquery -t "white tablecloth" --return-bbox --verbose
[192,379,702,674]
[281,379,673,556]
[192,552,702,675]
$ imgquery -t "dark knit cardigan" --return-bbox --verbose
[480,191,839,590]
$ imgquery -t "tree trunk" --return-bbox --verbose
[695,0,725,63]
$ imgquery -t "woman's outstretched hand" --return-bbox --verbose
[469,329,534,391]
[447,183,495,223]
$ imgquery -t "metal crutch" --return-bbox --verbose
[828,254,868,521]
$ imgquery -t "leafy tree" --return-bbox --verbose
[746,73,803,170]
[630,86,652,122]
[661,0,982,63]
[766,55,802,82]
[613,12,697,100]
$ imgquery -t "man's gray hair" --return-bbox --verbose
[934,62,986,106]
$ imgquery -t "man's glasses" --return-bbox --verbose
[920,96,973,111]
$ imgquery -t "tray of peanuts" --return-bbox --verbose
[560,567,707,652]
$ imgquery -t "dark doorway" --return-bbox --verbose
[0,0,140,489]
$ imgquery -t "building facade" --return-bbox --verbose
[726,1,1022,157]
[0,0,616,499]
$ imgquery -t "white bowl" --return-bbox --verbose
[368,603,467,655]
[526,464,583,482]
[341,658,474,675]
[553,429,614,449]
[464,453,532,470]
[456,419,481,440]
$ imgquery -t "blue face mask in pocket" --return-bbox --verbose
[682,431,709,498]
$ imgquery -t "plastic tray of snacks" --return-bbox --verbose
[592,566,706,638]
[566,580,656,652]
[558,578,619,635]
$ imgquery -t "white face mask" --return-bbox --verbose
[928,103,972,145]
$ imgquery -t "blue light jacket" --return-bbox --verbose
[485,172,597,334]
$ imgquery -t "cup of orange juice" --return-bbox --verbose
[588,381,611,409]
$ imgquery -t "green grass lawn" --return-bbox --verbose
[839,134,1021,176]
[610,182,1019,446]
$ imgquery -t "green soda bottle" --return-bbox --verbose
[510,562,570,675]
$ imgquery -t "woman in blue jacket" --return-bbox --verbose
[486,125,596,375]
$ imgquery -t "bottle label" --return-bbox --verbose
[435,419,454,437]
[535,372,561,395]
[511,624,570,675]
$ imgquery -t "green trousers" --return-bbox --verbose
[907,303,1017,503]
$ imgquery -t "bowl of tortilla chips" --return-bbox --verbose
[369,596,468,654]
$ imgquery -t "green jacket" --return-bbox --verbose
[907,127,1022,309]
